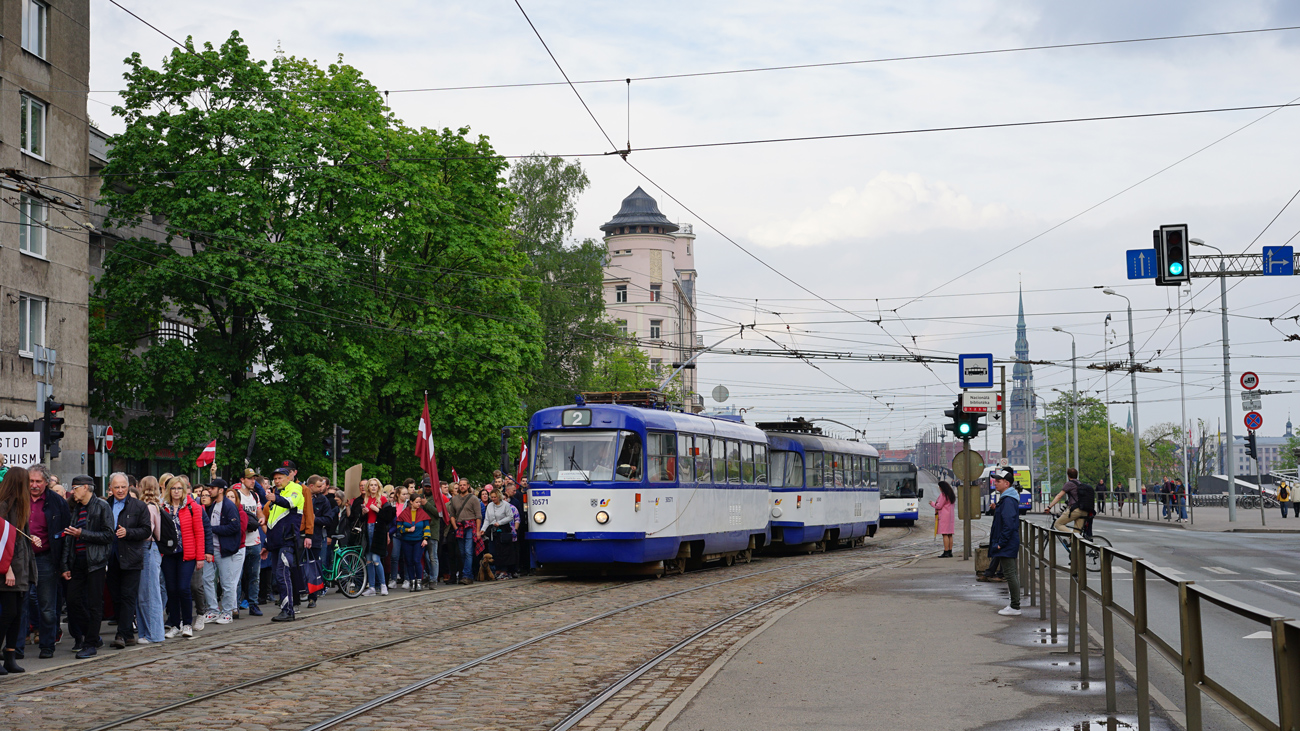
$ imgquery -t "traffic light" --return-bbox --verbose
[44,396,65,459]
[337,426,351,456]
[1155,224,1191,287]
[322,434,335,459]
[942,397,987,441]
[943,398,963,438]
[964,411,987,440]
[1245,430,1258,461]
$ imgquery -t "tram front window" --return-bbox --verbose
[533,431,618,482]
[880,473,918,499]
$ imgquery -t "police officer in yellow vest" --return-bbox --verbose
[265,466,305,622]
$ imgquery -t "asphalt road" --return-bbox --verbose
[1027,513,1299,725]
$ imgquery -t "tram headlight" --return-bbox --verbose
[595,510,610,524]
[533,511,546,525]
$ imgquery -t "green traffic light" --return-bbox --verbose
[958,423,971,435]
[1169,261,1183,276]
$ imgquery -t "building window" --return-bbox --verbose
[616,319,628,336]
[156,319,197,344]
[650,358,662,374]
[18,295,46,357]
[615,285,627,303]
[650,320,662,339]
[19,194,47,258]
[21,95,46,158]
[649,284,661,302]
[22,0,47,58]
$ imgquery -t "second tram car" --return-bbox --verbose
[878,461,921,524]
[761,421,880,550]
[526,397,772,573]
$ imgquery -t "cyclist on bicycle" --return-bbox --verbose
[1044,467,1094,536]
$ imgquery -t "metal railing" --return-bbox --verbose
[1021,520,1300,731]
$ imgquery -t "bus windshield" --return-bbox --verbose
[532,430,641,482]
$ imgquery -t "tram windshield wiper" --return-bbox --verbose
[569,448,591,484]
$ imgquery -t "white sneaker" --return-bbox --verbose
[379,585,388,596]
[387,580,396,589]
[216,613,233,625]
[361,587,376,597]
[203,610,219,623]
[192,615,205,631]
[164,626,180,639]
[181,624,193,638]
[998,606,1023,616]
[400,581,409,589]
[137,637,153,644]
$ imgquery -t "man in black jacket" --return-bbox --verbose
[305,475,336,608]
[61,476,114,659]
[24,464,70,659]
[104,473,153,648]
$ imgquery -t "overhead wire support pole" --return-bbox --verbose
[1104,290,1142,499]
[1191,240,1236,521]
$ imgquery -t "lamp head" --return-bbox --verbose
[1190,238,1205,246]
[1102,288,1117,296]
[1052,326,1064,333]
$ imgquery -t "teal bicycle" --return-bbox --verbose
[323,538,367,598]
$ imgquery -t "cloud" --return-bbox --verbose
[747,171,1019,248]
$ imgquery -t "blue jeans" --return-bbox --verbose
[200,558,218,613]
[1178,496,1188,520]
[400,541,425,580]
[161,554,194,628]
[136,543,166,642]
[23,552,59,652]
[459,532,475,579]
[366,524,387,589]
[216,548,245,615]
[239,544,261,605]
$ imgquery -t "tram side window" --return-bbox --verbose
[615,431,643,481]
[849,456,859,487]
[712,439,727,484]
[676,434,694,483]
[768,449,787,487]
[869,456,878,485]
[741,442,755,485]
[648,432,676,483]
[696,437,712,483]
[726,440,742,484]
[787,452,804,487]
[807,452,823,488]
[856,456,865,487]
[754,444,768,485]
[833,453,844,488]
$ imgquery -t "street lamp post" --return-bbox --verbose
[1053,327,1081,477]
[1103,289,1142,497]
[1190,239,1236,521]
[1104,315,1115,501]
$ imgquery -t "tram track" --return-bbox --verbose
[2,524,938,731]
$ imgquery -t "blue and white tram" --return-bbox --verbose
[525,401,772,572]
[879,461,921,524]
[764,429,880,549]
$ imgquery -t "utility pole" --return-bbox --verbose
[331,423,339,491]
[1177,284,1191,523]
[1000,366,1007,461]
[1104,289,1142,496]
[1189,240,1236,520]
[1104,315,1115,496]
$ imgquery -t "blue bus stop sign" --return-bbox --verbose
[958,353,994,389]
[1126,249,1157,279]
[1262,246,1294,276]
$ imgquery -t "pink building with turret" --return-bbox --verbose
[600,187,703,410]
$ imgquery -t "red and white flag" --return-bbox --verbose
[415,395,450,522]
[451,468,459,484]
[0,517,18,576]
[515,436,528,483]
[195,439,217,468]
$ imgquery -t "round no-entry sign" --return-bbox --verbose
[105,426,114,451]
[1244,411,1263,431]
[1241,372,1259,390]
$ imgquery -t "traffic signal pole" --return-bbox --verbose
[332,423,339,491]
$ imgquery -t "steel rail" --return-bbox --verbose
[303,535,943,731]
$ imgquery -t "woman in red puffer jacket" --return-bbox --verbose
[161,476,207,637]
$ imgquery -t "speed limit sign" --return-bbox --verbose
[1241,372,1259,390]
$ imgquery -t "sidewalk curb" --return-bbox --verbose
[1093,514,1187,530]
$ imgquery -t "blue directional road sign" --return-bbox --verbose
[958,353,994,389]
[1126,249,1157,280]
[1262,246,1294,276]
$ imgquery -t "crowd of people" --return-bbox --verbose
[0,459,526,673]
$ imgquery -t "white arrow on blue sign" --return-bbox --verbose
[1126,249,1157,279]
[1262,245,1294,276]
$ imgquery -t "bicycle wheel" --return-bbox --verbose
[336,550,367,598]
[1084,535,1112,573]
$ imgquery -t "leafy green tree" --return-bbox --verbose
[92,32,541,480]
[1036,394,1133,491]
[589,340,659,392]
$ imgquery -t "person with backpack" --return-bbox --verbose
[160,477,204,638]
[1279,481,1292,519]
[1044,468,1093,535]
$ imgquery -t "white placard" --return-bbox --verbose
[0,431,42,469]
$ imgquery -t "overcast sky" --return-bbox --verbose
[89,0,1300,451]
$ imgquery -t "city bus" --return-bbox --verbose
[979,464,1033,514]
[878,461,921,524]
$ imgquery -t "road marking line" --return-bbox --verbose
[1149,566,1184,575]
[1256,567,1294,576]
[1113,528,1134,532]
[1262,581,1300,598]
[1203,566,1239,575]
[1244,631,1272,639]
[1110,566,1131,574]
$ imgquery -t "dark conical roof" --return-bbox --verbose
[600,187,679,234]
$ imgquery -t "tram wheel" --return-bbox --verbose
[735,548,753,564]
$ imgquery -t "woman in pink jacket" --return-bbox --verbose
[930,480,957,557]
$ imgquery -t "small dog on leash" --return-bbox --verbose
[477,553,496,583]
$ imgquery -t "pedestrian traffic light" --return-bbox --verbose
[1155,224,1191,287]
[1245,430,1258,461]
[322,434,335,459]
[44,396,65,459]
[337,426,351,456]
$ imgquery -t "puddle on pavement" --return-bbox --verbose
[1024,679,1129,696]
[974,714,1173,731]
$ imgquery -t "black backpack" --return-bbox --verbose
[1074,481,1096,514]
[159,506,182,555]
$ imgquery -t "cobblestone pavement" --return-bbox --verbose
[1,526,933,731]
